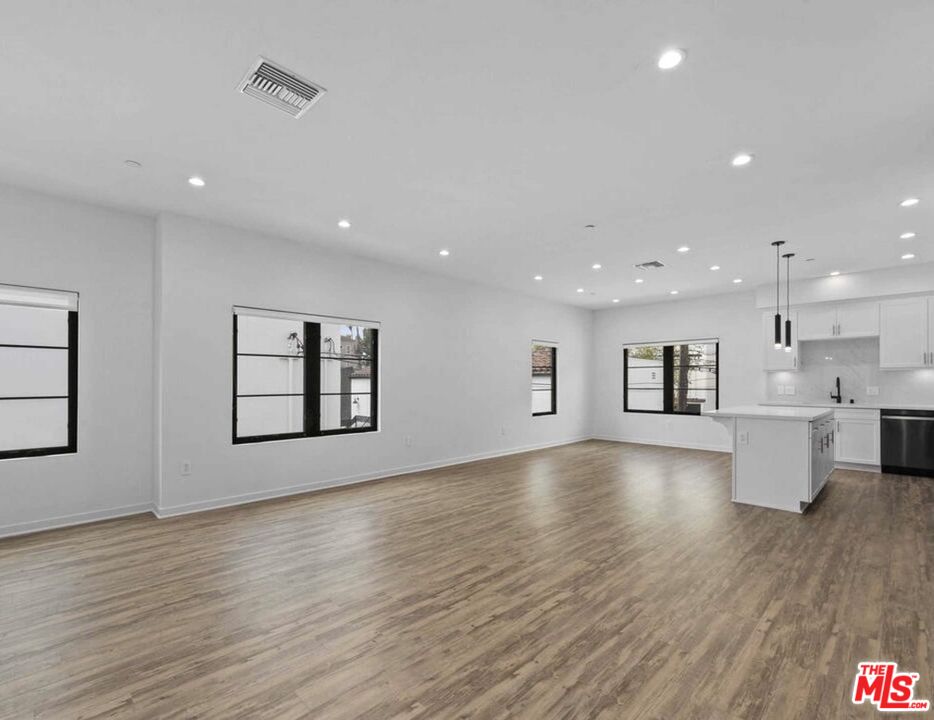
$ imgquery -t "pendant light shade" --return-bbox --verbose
[783,252,795,351]
[771,241,785,348]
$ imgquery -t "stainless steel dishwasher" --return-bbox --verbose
[881,409,934,478]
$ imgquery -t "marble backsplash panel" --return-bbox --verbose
[764,337,934,405]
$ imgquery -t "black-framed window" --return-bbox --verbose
[531,343,557,416]
[233,311,378,443]
[0,288,78,460]
[624,340,718,415]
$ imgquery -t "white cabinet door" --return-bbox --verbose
[762,311,798,371]
[837,302,880,338]
[797,306,837,340]
[879,297,928,369]
[835,417,880,465]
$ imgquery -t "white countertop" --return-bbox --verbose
[760,401,934,412]
[705,405,835,421]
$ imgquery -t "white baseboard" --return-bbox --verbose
[833,462,880,473]
[0,502,153,540]
[154,435,593,518]
[592,434,731,453]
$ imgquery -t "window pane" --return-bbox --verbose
[321,393,373,430]
[237,315,305,356]
[320,357,372,395]
[672,342,717,368]
[237,355,303,396]
[320,324,376,431]
[627,390,665,411]
[531,344,555,414]
[672,388,717,414]
[320,324,376,360]
[0,398,68,451]
[236,396,303,438]
[0,347,69,396]
[0,305,68,346]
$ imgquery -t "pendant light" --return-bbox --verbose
[771,241,785,348]
[783,252,795,351]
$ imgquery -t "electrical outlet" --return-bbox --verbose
[500,425,507,436]
[180,460,192,476]
[785,385,796,396]
[403,435,413,447]
[776,385,785,396]
[738,431,750,446]
[866,386,879,396]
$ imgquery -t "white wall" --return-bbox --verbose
[0,183,155,535]
[154,213,592,515]
[591,291,763,451]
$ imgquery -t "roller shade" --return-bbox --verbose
[233,305,380,329]
[0,284,78,311]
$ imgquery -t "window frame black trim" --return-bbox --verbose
[232,314,379,444]
[531,344,557,417]
[0,310,78,460]
[623,340,719,416]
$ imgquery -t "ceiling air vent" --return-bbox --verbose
[634,260,665,270]
[237,57,326,118]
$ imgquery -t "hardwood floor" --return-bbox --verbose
[1,440,931,719]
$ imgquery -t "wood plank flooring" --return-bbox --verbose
[1,440,931,719]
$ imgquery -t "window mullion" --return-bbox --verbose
[662,345,674,414]
[304,321,321,437]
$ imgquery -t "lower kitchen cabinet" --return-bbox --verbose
[834,409,880,465]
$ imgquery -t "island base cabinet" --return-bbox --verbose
[732,417,826,513]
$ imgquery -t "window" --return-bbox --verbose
[0,284,78,459]
[624,340,718,415]
[531,343,557,416]
[233,308,378,443]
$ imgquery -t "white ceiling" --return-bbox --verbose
[1,0,933,307]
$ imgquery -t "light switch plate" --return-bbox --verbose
[738,431,749,445]
[785,385,796,396]
[866,386,879,396]
[776,385,785,396]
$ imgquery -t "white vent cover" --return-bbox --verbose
[237,57,326,118]
[634,260,665,269]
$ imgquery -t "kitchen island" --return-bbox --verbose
[704,405,835,513]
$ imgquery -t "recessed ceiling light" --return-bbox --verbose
[900,197,920,207]
[829,271,840,276]
[677,246,690,253]
[900,232,916,240]
[337,219,351,229]
[902,253,916,260]
[439,249,450,257]
[592,263,602,270]
[187,176,205,187]
[576,288,585,293]
[533,275,543,281]
[612,298,620,303]
[732,278,743,284]
[709,265,721,271]
[635,278,644,284]
[124,159,142,168]
[731,153,753,167]
[657,49,685,70]
[669,290,679,295]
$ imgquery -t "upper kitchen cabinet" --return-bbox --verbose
[879,296,931,369]
[796,302,879,340]
[762,311,798,371]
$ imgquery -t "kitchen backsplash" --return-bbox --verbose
[765,337,934,406]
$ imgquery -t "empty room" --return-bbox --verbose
[1,1,933,718]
